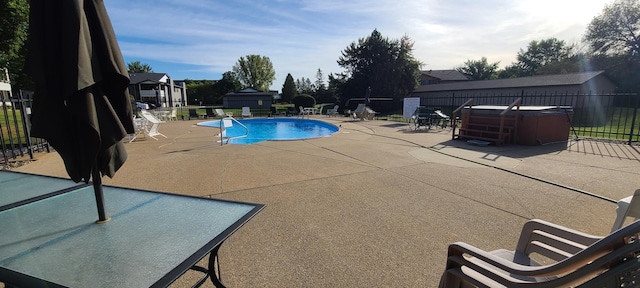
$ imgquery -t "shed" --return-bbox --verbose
[223,88,274,109]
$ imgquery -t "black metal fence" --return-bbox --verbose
[2,90,639,164]
[1,90,50,165]
[417,91,640,145]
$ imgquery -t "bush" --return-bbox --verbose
[292,94,316,108]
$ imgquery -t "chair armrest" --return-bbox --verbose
[515,219,601,261]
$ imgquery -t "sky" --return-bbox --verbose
[104,0,614,91]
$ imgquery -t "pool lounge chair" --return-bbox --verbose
[140,110,168,140]
[352,104,371,120]
[286,107,298,116]
[241,106,252,118]
[438,219,640,287]
[215,108,232,117]
[205,108,217,118]
[188,109,202,119]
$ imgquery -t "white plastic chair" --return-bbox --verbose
[140,110,167,140]
[241,107,252,118]
[611,189,640,232]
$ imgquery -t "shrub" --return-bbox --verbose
[292,94,316,108]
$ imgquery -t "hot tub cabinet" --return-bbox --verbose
[456,106,573,146]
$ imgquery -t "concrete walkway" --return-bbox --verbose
[13,115,640,287]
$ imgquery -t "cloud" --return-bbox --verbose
[105,0,613,89]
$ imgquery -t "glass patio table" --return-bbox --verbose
[0,170,263,287]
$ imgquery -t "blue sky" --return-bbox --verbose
[104,0,613,91]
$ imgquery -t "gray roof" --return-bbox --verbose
[128,72,168,84]
[421,70,469,81]
[224,88,273,97]
[413,71,607,92]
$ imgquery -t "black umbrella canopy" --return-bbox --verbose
[25,0,135,183]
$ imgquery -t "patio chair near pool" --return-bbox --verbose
[205,108,217,118]
[242,106,252,118]
[438,219,640,287]
[215,108,232,117]
[326,105,340,117]
[188,108,203,119]
[140,110,167,140]
[298,106,311,119]
[611,188,640,233]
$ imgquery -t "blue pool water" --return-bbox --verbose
[197,118,340,144]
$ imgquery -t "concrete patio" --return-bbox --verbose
[12,115,640,287]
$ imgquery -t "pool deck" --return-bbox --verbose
[12,115,640,287]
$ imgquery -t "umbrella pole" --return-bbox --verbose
[92,164,111,223]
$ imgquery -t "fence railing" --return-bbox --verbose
[2,91,639,164]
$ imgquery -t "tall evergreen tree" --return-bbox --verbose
[337,29,421,103]
[281,73,296,103]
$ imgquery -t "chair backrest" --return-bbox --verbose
[170,109,177,118]
[242,107,251,116]
[612,189,640,232]
[215,109,227,117]
[354,103,366,113]
[205,107,214,115]
[189,109,198,116]
[440,219,640,288]
[141,110,162,124]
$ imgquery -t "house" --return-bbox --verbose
[411,70,616,107]
[223,88,274,109]
[128,72,187,107]
[419,69,469,85]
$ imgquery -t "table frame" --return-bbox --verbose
[0,170,264,288]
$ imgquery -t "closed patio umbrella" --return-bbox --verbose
[25,0,135,222]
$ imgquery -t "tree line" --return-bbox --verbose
[2,0,638,108]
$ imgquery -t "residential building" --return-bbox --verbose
[128,72,187,107]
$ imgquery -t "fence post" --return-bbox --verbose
[629,93,639,145]
[18,90,34,158]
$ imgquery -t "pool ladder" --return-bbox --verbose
[217,116,248,145]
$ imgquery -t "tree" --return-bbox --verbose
[281,73,296,103]
[456,57,499,80]
[516,38,574,76]
[232,54,276,92]
[0,0,30,90]
[295,77,314,95]
[127,61,153,73]
[337,29,422,103]
[314,68,325,90]
[585,0,640,60]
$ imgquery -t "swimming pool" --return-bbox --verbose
[197,118,340,144]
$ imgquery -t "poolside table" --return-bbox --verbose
[0,170,263,287]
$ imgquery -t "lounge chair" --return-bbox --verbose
[241,106,252,118]
[326,105,340,117]
[438,219,640,287]
[612,188,640,232]
[269,107,281,117]
[140,110,167,140]
[188,108,202,119]
[205,108,217,118]
[351,104,366,120]
[285,107,298,116]
[215,108,232,117]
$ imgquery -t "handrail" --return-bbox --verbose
[499,97,522,116]
[452,99,473,140]
[219,116,249,145]
[452,98,474,115]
